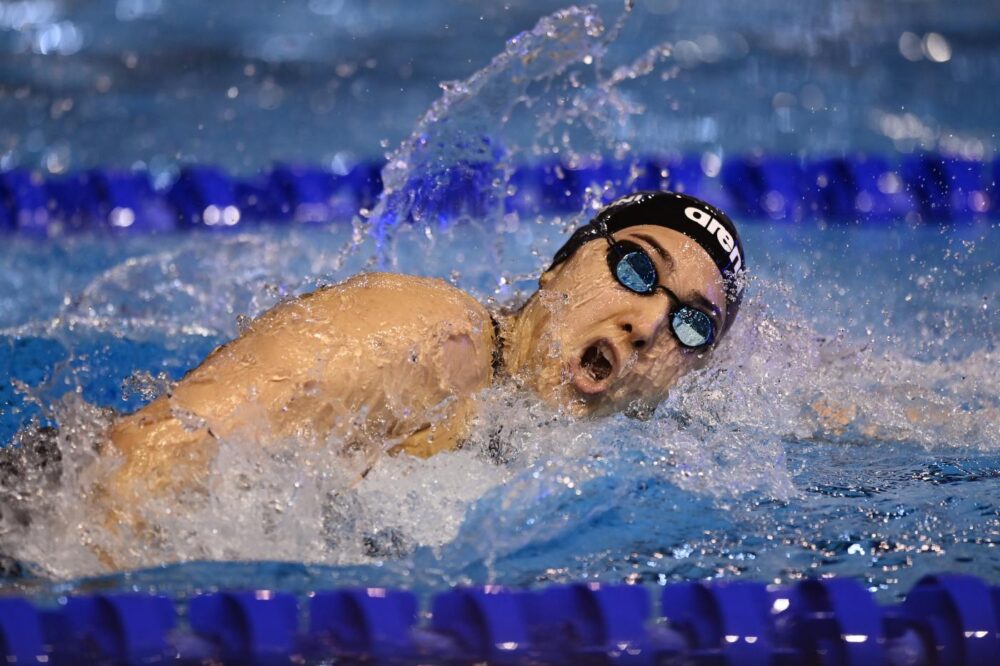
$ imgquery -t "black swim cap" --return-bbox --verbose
[549,191,746,333]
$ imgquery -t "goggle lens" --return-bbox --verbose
[614,249,658,294]
[671,307,714,347]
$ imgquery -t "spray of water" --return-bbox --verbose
[0,4,997,593]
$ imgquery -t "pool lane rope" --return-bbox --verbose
[1,574,996,664]
[0,153,995,234]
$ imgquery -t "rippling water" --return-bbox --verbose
[0,4,997,601]
[2,0,998,170]
[2,214,995,602]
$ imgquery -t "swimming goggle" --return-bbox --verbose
[604,236,717,349]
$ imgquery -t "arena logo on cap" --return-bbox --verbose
[683,206,743,274]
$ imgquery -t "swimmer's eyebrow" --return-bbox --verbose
[634,233,674,272]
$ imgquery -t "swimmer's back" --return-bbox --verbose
[104,272,496,519]
[212,271,497,436]
[226,271,497,444]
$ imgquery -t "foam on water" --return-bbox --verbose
[0,4,997,597]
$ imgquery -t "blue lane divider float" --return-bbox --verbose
[2,574,999,664]
[0,153,995,235]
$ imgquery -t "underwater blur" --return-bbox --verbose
[0,0,997,602]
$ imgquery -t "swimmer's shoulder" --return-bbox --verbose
[311,271,493,330]
[306,273,497,397]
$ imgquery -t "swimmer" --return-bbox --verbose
[99,191,745,543]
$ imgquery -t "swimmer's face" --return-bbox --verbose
[513,224,728,417]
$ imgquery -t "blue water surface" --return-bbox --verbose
[1,217,996,602]
[0,1,998,602]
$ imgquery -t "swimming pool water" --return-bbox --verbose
[1,216,996,601]
[3,0,999,171]
[0,2,998,603]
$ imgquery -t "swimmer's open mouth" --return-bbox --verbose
[582,344,613,381]
[573,340,618,395]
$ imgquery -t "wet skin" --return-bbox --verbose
[99,225,727,546]
[502,225,727,418]
[102,273,496,538]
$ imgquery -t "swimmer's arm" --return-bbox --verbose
[808,393,962,441]
[93,397,217,568]
[389,397,479,458]
[808,398,859,437]
[388,317,495,458]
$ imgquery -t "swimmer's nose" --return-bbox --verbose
[620,299,669,351]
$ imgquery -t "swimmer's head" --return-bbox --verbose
[507,191,746,416]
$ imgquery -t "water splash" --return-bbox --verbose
[367,1,684,279]
[372,6,611,235]
[0,4,997,597]
[2,226,995,586]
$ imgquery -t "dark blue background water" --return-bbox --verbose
[0,1,998,601]
[2,0,998,173]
